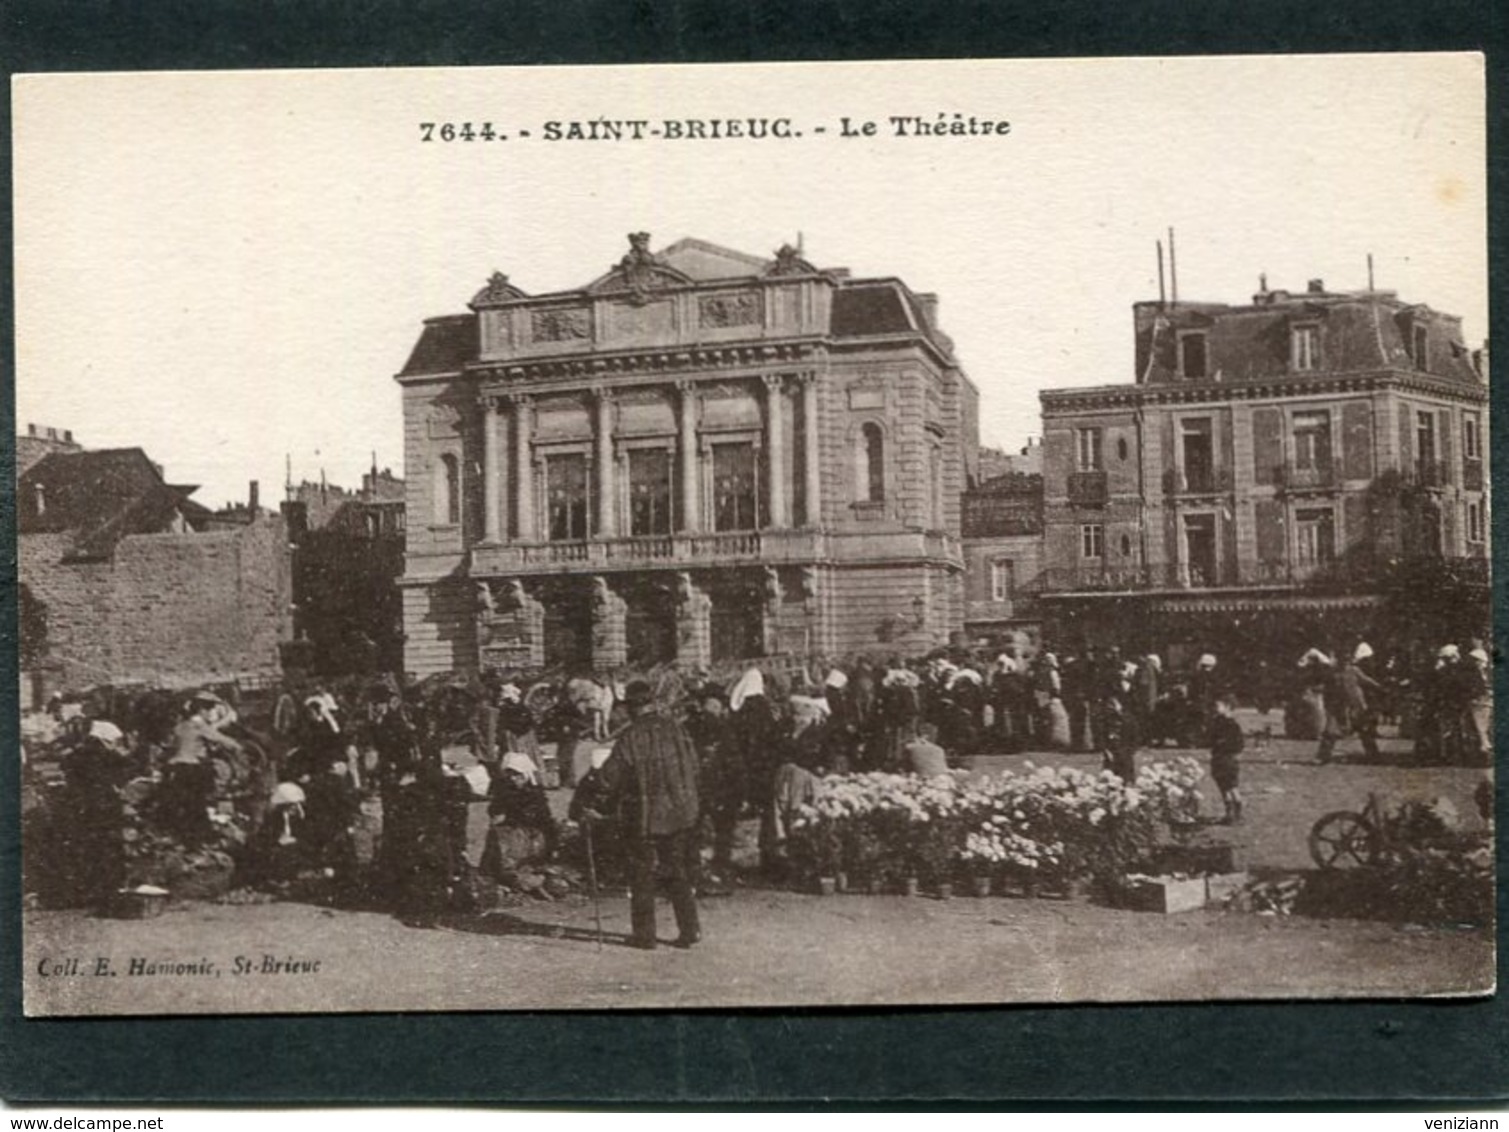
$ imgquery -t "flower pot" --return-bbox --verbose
[817,876,838,896]
[903,876,920,897]
[935,882,953,900]
[971,875,992,898]
[835,871,849,893]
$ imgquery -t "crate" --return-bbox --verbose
[1121,876,1209,914]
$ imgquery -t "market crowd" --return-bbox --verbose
[24,631,1491,946]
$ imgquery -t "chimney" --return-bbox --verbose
[249,480,260,513]
[915,292,939,329]
[33,482,45,517]
[1307,278,1325,294]
[27,424,37,437]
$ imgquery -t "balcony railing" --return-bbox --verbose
[1162,466,1234,495]
[1274,461,1338,491]
[1067,470,1109,507]
[1037,555,1489,595]
[471,529,829,573]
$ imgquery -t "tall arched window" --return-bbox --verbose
[857,422,885,502]
[435,453,461,526]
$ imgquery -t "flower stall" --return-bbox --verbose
[788,758,1205,899]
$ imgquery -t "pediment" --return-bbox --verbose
[468,271,530,309]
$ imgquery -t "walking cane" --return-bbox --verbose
[583,817,605,952]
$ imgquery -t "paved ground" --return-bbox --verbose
[23,713,1495,1016]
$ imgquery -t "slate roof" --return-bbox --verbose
[1135,291,1481,385]
[399,314,478,378]
[19,448,212,558]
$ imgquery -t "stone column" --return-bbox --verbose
[594,389,617,538]
[511,394,534,541]
[799,371,821,527]
[763,374,789,529]
[677,380,701,532]
[482,396,502,543]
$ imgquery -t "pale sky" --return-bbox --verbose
[13,54,1486,508]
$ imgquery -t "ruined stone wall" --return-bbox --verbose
[19,517,290,690]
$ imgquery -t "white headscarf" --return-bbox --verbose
[729,667,765,712]
[1197,654,1217,670]
[88,720,126,749]
[304,693,340,733]
[882,666,921,688]
[947,668,983,689]
[995,654,1018,675]
[824,668,849,691]
[498,683,523,704]
[500,751,540,784]
[1469,647,1490,665]
[1439,644,1461,660]
[1353,642,1374,662]
[1299,648,1334,669]
[590,746,614,771]
[789,694,832,724]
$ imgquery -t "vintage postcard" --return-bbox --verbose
[14,54,1492,1017]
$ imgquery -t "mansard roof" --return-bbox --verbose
[1134,287,1481,386]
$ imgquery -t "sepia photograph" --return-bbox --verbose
[13,54,1492,1017]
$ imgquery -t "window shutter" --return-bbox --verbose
[1252,407,1282,484]
[1341,402,1373,480]
[1438,408,1455,485]
[1398,406,1414,476]
[1255,499,1285,563]
[1219,412,1234,482]
[1343,493,1370,558]
[1044,429,1073,497]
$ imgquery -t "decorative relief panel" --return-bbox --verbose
[534,400,591,441]
[616,390,675,435]
[530,306,590,343]
[698,290,762,329]
[848,386,885,411]
[701,388,761,429]
[606,298,675,343]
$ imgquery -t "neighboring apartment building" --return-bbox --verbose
[1037,278,1489,669]
[18,438,291,700]
[281,466,406,676]
[961,470,1043,652]
[395,233,978,676]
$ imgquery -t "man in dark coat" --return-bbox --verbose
[582,680,701,950]
[1318,653,1383,764]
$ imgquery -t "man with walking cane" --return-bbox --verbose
[573,680,702,951]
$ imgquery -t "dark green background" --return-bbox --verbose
[1,0,1504,1104]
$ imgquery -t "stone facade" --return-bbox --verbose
[1037,279,1490,662]
[396,235,979,676]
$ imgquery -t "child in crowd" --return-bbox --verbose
[1209,695,1245,823]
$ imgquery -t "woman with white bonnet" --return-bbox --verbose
[481,751,558,877]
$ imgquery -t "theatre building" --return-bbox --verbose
[395,234,977,676]
[1036,278,1490,673]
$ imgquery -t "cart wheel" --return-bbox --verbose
[1308,811,1378,870]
